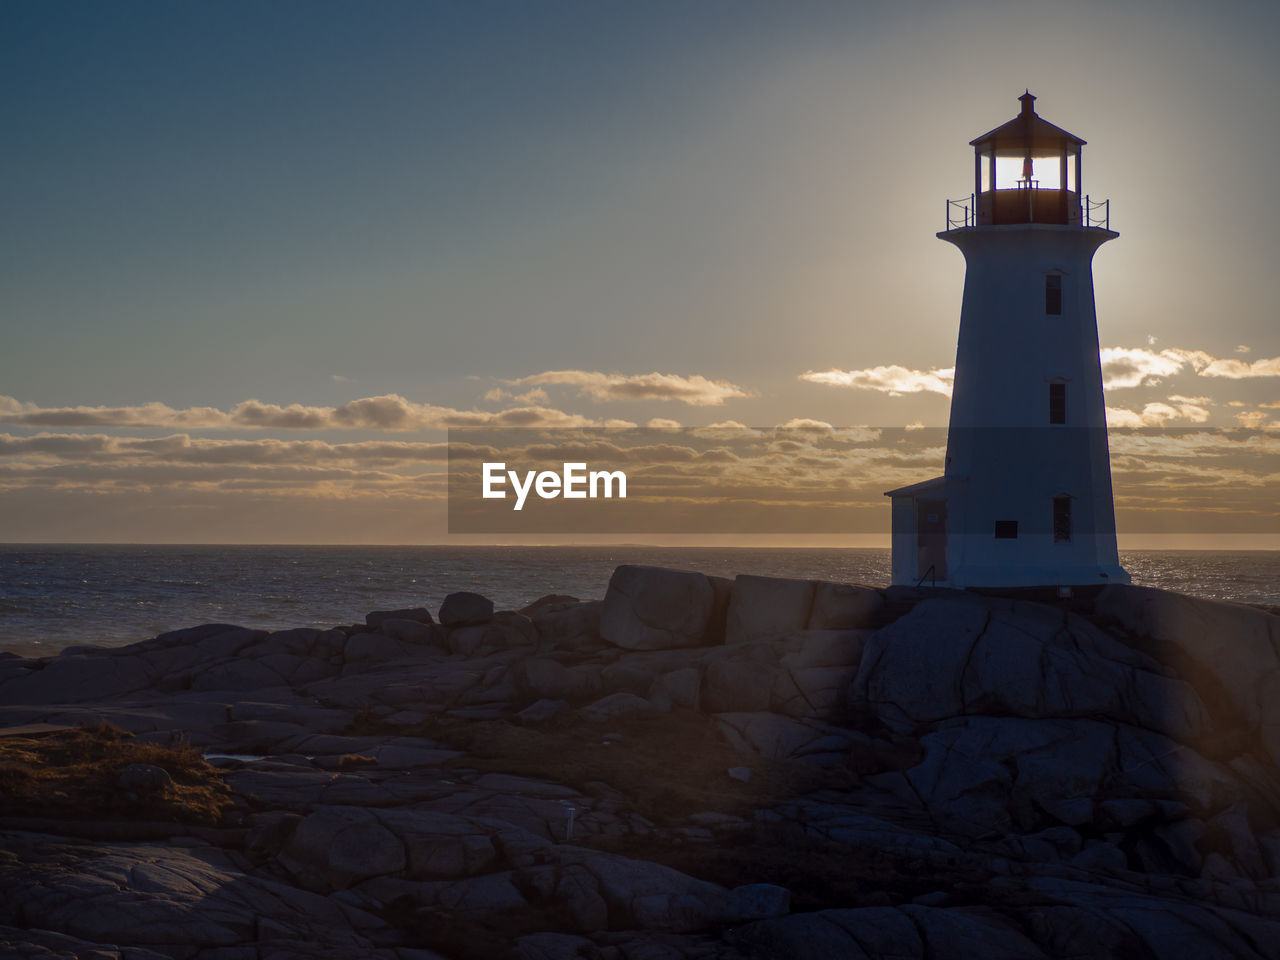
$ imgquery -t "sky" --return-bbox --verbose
[2,0,1278,545]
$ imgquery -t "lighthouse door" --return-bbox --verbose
[916,500,948,583]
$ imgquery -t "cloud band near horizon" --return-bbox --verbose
[508,370,752,405]
[801,346,1280,399]
[0,394,637,432]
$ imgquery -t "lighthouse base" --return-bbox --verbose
[886,475,1129,589]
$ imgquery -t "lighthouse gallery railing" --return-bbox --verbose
[945,193,1111,230]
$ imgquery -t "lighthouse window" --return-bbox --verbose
[1053,496,1072,542]
[994,520,1019,539]
[1045,275,1062,315]
[1049,383,1067,424]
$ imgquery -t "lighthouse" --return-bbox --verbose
[886,93,1129,589]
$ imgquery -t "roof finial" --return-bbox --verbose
[1019,90,1036,115]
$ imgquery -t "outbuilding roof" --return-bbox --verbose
[883,475,950,498]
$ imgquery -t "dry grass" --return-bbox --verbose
[0,721,231,825]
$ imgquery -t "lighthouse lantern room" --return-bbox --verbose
[886,93,1129,589]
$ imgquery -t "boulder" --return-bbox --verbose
[516,932,595,960]
[551,847,736,933]
[0,652,156,705]
[257,651,335,687]
[906,716,1241,838]
[187,625,269,661]
[781,629,871,669]
[439,592,495,627]
[229,700,352,733]
[714,711,860,760]
[600,565,721,650]
[519,594,580,617]
[1096,585,1280,764]
[376,618,437,643]
[901,904,1051,959]
[732,906,923,958]
[190,658,285,692]
[648,666,701,711]
[58,644,107,656]
[706,574,733,644]
[286,806,407,889]
[514,658,602,703]
[599,658,668,696]
[449,612,536,656]
[370,808,499,879]
[583,691,655,722]
[808,582,885,630]
[725,575,815,645]
[852,595,1211,741]
[366,607,434,630]
[724,883,791,921]
[702,656,773,713]
[343,631,426,664]
[516,698,571,723]
[0,926,172,960]
[257,627,327,655]
[532,600,603,650]
[734,905,1048,960]
[0,830,392,953]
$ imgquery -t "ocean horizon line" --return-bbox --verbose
[2,541,1277,552]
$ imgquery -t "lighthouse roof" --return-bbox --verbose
[969,91,1086,152]
[883,474,950,499]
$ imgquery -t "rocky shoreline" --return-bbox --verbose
[2,565,1280,959]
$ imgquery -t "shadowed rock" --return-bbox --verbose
[2,571,1279,959]
[439,591,495,628]
[600,565,725,650]
[366,607,434,630]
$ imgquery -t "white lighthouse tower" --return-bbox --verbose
[886,92,1129,589]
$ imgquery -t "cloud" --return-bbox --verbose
[803,346,1279,400]
[689,421,761,440]
[799,365,955,397]
[776,418,835,432]
[1100,347,1280,388]
[0,395,634,431]
[1236,345,1252,354]
[0,432,460,466]
[1198,356,1280,379]
[1109,430,1280,459]
[1099,348,1200,388]
[509,371,752,406]
[1234,411,1280,429]
[0,397,232,429]
[6,423,1275,539]
[1105,398,1211,427]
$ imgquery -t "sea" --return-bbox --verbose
[1,545,1278,658]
